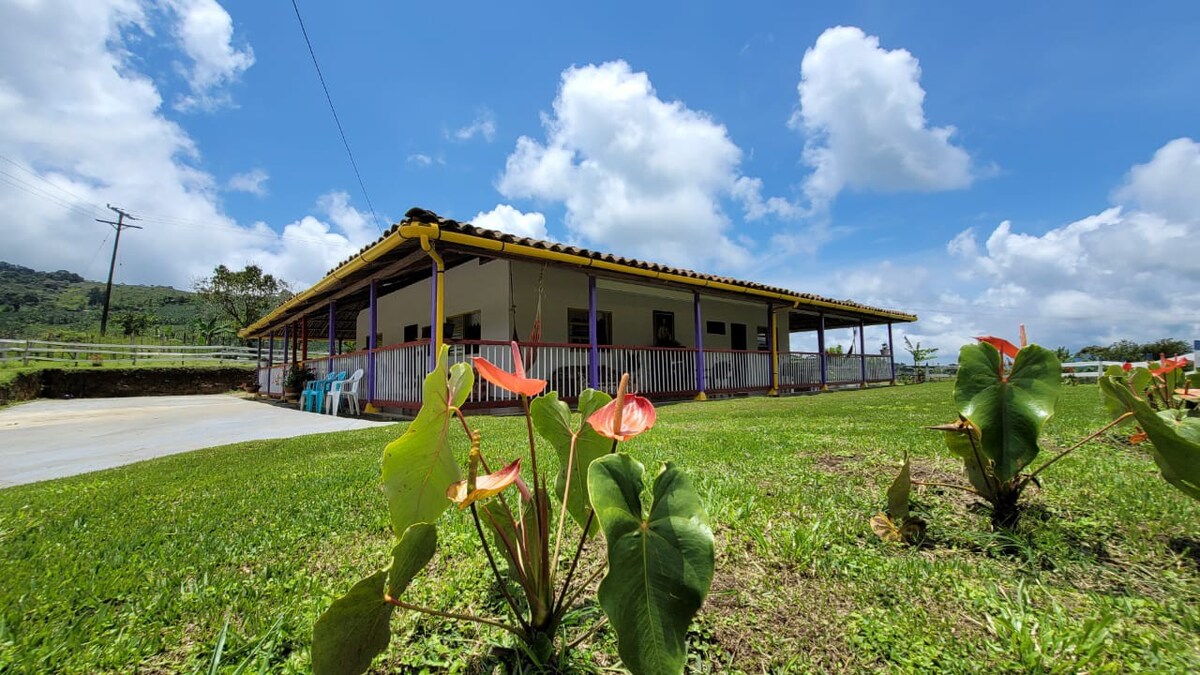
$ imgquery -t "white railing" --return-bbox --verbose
[778,352,821,388]
[865,354,893,382]
[373,341,428,405]
[703,349,771,392]
[598,346,698,395]
[825,354,863,384]
[1062,356,1195,380]
[0,338,257,366]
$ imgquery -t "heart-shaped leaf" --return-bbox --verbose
[311,570,392,675]
[1100,376,1200,500]
[588,454,714,675]
[886,454,911,521]
[381,345,473,536]
[530,389,612,537]
[955,343,1060,482]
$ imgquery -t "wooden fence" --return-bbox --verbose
[0,338,259,366]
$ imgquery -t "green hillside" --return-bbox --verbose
[0,261,211,342]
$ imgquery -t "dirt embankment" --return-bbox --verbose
[0,367,253,404]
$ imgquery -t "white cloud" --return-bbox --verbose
[227,168,267,195]
[792,26,973,207]
[0,0,372,291]
[785,138,1200,359]
[160,0,254,112]
[406,153,444,167]
[1112,137,1200,223]
[470,204,547,239]
[453,109,497,143]
[498,60,767,270]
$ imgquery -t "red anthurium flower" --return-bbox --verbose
[975,336,1019,360]
[473,341,547,397]
[588,373,657,442]
[446,458,522,509]
[1121,362,1132,372]
[1150,357,1189,377]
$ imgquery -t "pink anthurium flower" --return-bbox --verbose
[446,458,523,510]
[473,341,547,397]
[588,373,656,442]
[1150,357,1189,377]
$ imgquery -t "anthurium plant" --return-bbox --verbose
[1099,356,1200,501]
[312,343,714,674]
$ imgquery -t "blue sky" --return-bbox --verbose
[2,1,1198,357]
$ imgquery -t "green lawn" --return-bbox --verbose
[1,383,1198,673]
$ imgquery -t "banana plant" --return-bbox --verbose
[312,343,714,674]
[1099,358,1200,501]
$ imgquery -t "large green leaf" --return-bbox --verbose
[588,454,714,675]
[388,522,437,598]
[954,343,1061,482]
[311,570,392,675]
[941,422,999,501]
[886,454,911,521]
[1099,377,1200,500]
[530,389,613,537]
[381,345,474,536]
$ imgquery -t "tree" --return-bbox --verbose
[193,264,291,334]
[117,311,153,337]
[903,337,938,382]
[192,315,233,346]
[1054,346,1072,361]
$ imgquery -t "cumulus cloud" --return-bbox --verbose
[470,204,547,239]
[498,60,768,270]
[227,168,268,195]
[792,26,973,207]
[0,0,372,291]
[160,0,254,112]
[452,109,497,143]
[781,138,1200,359]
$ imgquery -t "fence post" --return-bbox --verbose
[23,340,30,366]
[131,336,137,366]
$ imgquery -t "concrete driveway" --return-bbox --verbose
[0,395,392,489]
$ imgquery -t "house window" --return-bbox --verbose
[706,320,726,335]
[653,310,678,347]
[567,308,612,345]
[757,326,769,351]
[446,311,482,341]
[403,324,419,343]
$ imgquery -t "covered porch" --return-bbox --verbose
[243,209,915,412]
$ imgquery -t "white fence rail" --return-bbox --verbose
[1063,357,1195,380]
[1,338,257,366]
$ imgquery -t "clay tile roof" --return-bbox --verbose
[309,207,915,323]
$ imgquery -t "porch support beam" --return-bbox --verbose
[768,303,780,396]
[588,275,600,390]
[266,331,275,395]
[327,301,336,370]
[858,318,867,387]
[283,324,290,366]
[817,312,828,390]
[291,322,298,364]
[427,254,445,370]
[693,291,706,401]
[367,279,378,407]
[301,315,308,361]
[887,322,896,385]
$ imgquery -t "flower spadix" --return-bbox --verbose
[473,341,547,397]
[587,373,656,442]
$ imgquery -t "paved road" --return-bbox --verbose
[0,395,392,488]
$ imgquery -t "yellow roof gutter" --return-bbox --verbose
[241,221,916,337]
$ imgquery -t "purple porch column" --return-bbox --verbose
[817,313,827,389]
[368,279,378,402]
[429,260,438,371]
[266,331,275,395]
[887,322,896,384]
[290,323,298,364]
[693,291,705,395]
[588,275,600,389]
[282,324,290,365]
[327,301,336,370]
[858,319,867,385]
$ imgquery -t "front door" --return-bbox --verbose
[731,323,748,351]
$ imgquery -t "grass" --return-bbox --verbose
[1,382,1198,673]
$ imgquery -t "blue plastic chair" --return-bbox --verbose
[302,372,346,412]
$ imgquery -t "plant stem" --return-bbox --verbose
[1021,412,1133,488]
[554,509,595,617]
[470,503,531,633]
[520,395,541,496]
[559,565,606,615]
[912,480,980,495]
[566,616,609,650]
[383,595,525,638]
[963,422,998,498]
[550,433,580,586]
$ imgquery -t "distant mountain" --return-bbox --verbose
[0,261,210,341]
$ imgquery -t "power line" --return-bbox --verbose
[95,205,142,336]
[0,153,107,212]
[289,0,384,234]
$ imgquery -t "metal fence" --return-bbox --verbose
[1,338,257,366]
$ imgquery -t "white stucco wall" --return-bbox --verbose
[357,257,792,350]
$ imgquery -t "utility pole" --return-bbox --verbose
[95,204,142,337]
